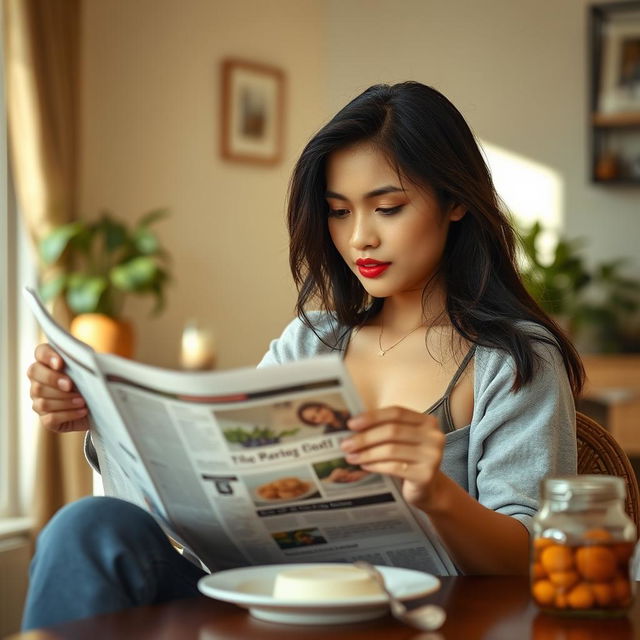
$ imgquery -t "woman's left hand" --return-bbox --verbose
[339,406,445,508]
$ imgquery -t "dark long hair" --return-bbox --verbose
[287,82,584,396]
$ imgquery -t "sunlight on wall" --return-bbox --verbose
[481,141,564,264]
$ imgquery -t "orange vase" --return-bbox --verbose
[70,313,135,358]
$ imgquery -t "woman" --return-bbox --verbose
[296,401,350,433]
[23,81,582,629]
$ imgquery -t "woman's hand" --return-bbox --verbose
[27,344,89,433]
[339,406,445,509]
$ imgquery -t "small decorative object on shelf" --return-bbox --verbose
[589,2,640,184]
[594,150,621,181]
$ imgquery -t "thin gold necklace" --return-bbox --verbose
[377,319,425,356]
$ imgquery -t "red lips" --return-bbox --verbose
[355,258,391,278]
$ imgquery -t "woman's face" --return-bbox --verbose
[301,404,334,425]
[325,143,464,300]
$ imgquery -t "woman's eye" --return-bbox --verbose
[328,208,350,218]
[377,206,403,216]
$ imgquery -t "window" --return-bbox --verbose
[0,23,36,520]
[0,18,14,518]
[0,151,37,523]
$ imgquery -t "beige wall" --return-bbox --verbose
[80,0,327,368]
[327,0,639,270]
[81,0,639,369]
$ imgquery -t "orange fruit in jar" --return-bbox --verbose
[612,576,632,604]
[532,561,547,580]
[534,537,556,551]
[555,591,569,609]
[532,579,556,606]
[591,581,615,607]
[541,544,574,573]
[566,582,595,609]
[583,528,612,543]
[548,570,580,590]
[612,543,634,567]
[575,545,617,582]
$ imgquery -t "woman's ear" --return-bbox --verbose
[449,203,467,222]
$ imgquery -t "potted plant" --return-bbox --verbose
[519,221,640,353]
[38,209,171,357]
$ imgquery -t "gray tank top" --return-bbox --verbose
[338,328,475,435]
[425,346,476,434]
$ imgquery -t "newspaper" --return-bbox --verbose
[25,288,456,575]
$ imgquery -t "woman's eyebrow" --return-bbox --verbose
[325,185,406,200]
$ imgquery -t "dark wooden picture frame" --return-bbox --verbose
[220,59,285,165]
[597,12,640,116]
[589,2,640,183]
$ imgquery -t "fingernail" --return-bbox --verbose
[340,439,355,452]
[346,453,359,463]
[51,356,60,368]
[347,417,364,428]
[75,408,87,417]
[58,378,71,391]
[71,397,84,406]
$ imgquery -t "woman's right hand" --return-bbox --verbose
[27,343,89,432]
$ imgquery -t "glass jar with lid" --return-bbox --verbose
[530,475,637,616]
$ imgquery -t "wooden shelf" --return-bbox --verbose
[589,3,640,184]
[592,112,640,128]
[592,176,640,185]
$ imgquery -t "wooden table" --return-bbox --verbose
[9,576,638,640]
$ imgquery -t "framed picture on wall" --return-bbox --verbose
[220,59,285,165]
[597,17,640,115]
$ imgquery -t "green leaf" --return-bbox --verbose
[39,222,85,264]
[100,217,128,252]
[133,228,159,254]
[147,268,171,315]
[149,280,165,315]
[66,274,108,314]
[138,208,169,227]
[69,226,94,254]
[110,256,158,291]
[39,274,68,302]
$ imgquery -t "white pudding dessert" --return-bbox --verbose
[272,565,382,600]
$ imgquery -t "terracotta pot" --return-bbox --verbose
[70,313,135,358]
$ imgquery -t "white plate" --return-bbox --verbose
[198,563,440,625]
[321,472,380,489]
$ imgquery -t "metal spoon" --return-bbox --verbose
[353,561,446,631]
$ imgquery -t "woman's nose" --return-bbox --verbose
[349,214,379,250]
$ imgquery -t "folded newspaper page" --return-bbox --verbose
[25,288,456,575]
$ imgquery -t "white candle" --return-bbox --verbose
[181,321,216,370]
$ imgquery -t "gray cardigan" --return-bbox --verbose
[258,311,577,537]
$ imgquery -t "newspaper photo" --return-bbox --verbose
[25,287,456,575]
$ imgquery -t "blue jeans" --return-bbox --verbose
[22,496,206,630]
